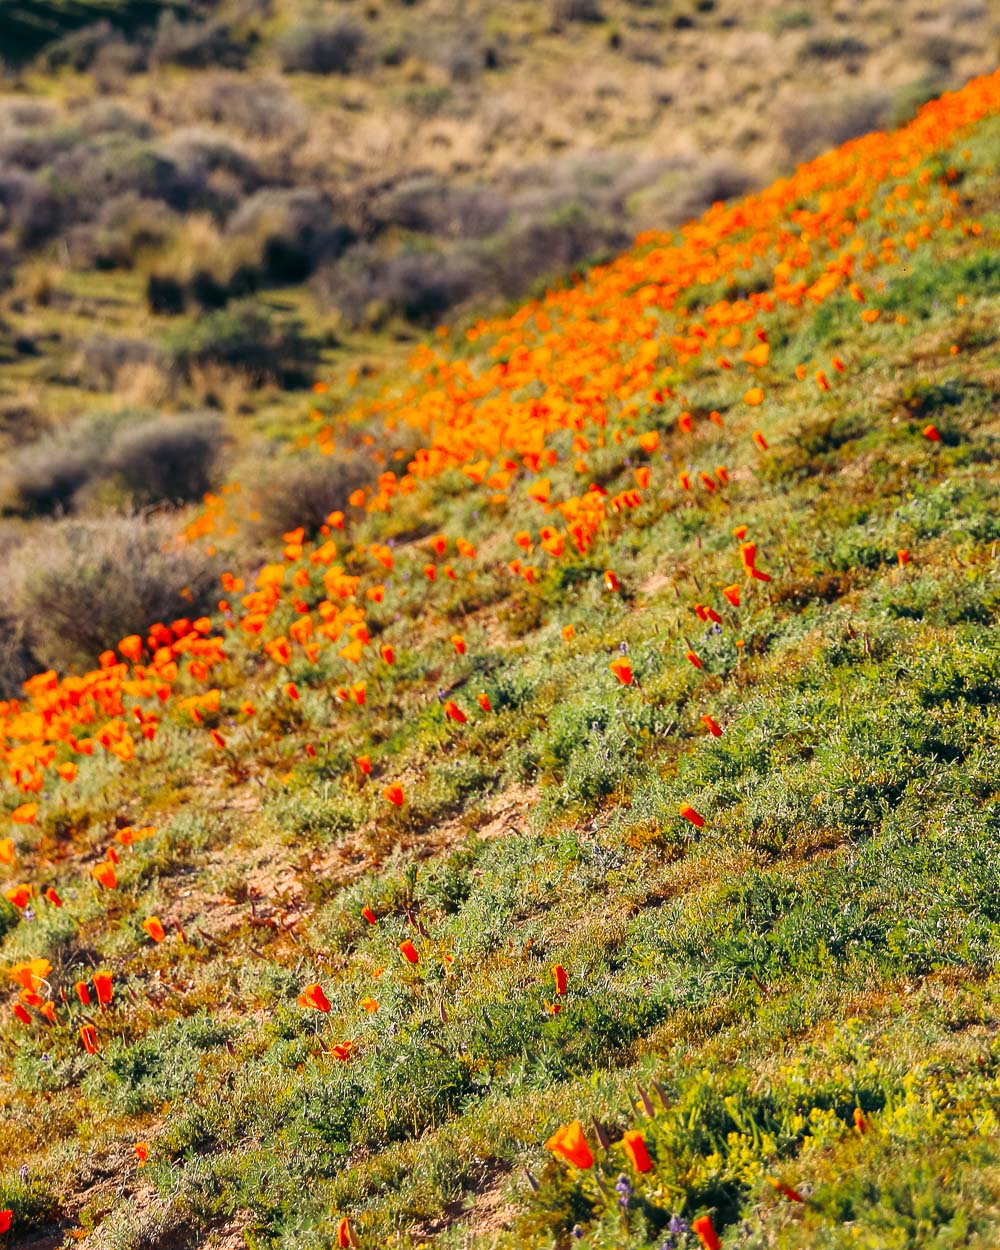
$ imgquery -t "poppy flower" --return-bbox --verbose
[136,1142,149,1165]
[11,802,38,825]
[382,784,405,807]
[679,803,706,828]
[337,1216,357,1248]
[399,939,420,964]
[0,1211,11,1234]
[9,958,51,992]
[80,1024,100,1055]
[604,570,620,592]
[722,583,741,607]
[423,563,437,581]
[686,650,703,669]
[562,624,576,642]
[285,682,300,701]
[361,906,377,925]
[692,1214,721,1250]
[678,412,693,433]
[360,996,380,1013]
[93,971,113,1007]
[476,692,492,712]
[380,644,395,665]
[527,478,551,504]
[552,964,568,995]
[621,1129,653,1173]
[0,838,14,865]
[444,700,467,724]
[356,755,372,776]
[44,887,62,907]
[922,423,941,442]
[210,730,226,750]
[5,884,32,909]
[752,430,769,451]
[742,342,769,368]
[91,861,117,890]
[12,1003,31,1026]
[451,634,466,655]
[545,1120,594,1169]
[853,1107,868,1134]
[898,549,910,566]
[816,370,831,392]
[610,658,634,685]
[298,982,332,1013]
[638,431,659,453]
[142,916,167,943]
[75,981,91,1006]
[768,1177,804,1202]
[634,466,651,488]
[331,1041,354,1061]
[678,471,692,491]
[743,386,765,406]
[701,715,722,737]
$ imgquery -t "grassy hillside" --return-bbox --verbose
[1,0,997,693]
[2,61,1000,1250]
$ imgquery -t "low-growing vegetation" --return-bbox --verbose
[1,15,1000,1250]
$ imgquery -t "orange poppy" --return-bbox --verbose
[610,658,634,686]
[5,884,32,909]
[399,939,420,964]
[361,906,377,925]
[382,784,405,807]
[552,964,568,995]
[142,916,167,943]
[621,1129,652,1173]
[922,423,941,442]
[80,1024,100,1055]
[135,1142,149,1165]
[297,982,332,1013]
[444,700,467,724]
[679,803,706,828]
[692,1214,721,1250]
[93,971,113,1007]
[476,692,492,712]
[686,650,703,669]
[11,802,38,825]
[545,1120,594,1169]
[743,386,765,406]
[700,715,722,737]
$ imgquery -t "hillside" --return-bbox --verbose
[2,52,1000,1250]
[1,0,998,691]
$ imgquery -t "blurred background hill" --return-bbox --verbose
[0,0,997,691]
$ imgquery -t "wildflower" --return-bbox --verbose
[752,430,769,451]
[922,423,941,442]
[45,887,63,907]
[722,583,741,606]
[380,643,395,664]
[615,1173,633,1209]
[0,1211,11,1235]
[361,906,377,925]
[610,658,634,685]
[91,861,117,890]
[135,1143,149,1165]
[743,386,765,406]
[80,1024,100,1055]
[5,884,32,909]
[686,650,703,669]
[337,1216,357,1248]
[331,1041,353,1061]
[476,692,492,712]
[853,1107,868,1134]
[692,1214,721,1250]
[93,972,113,1007]
[360,996,379,1013]
[298,983,332,1013]
[11,803,38,825]
[142,916,167,943]
[897,549,909,567]
[552,964,568,995]
[444,700,467,724]
[383,784,405,807]
[12,1004,31,1026]
[399,939,420,964]
[604,570,620,592]
[545,1120,594,1169]
[700,715,722,737]
[75,981,91,1006]
[621,1130,653,1173]
[0,838,14,865]
[451,633,466,655]
[679,803,706,828]
[767,1177,804,1202]
[638,431,660,453]
[562,624,576,642]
